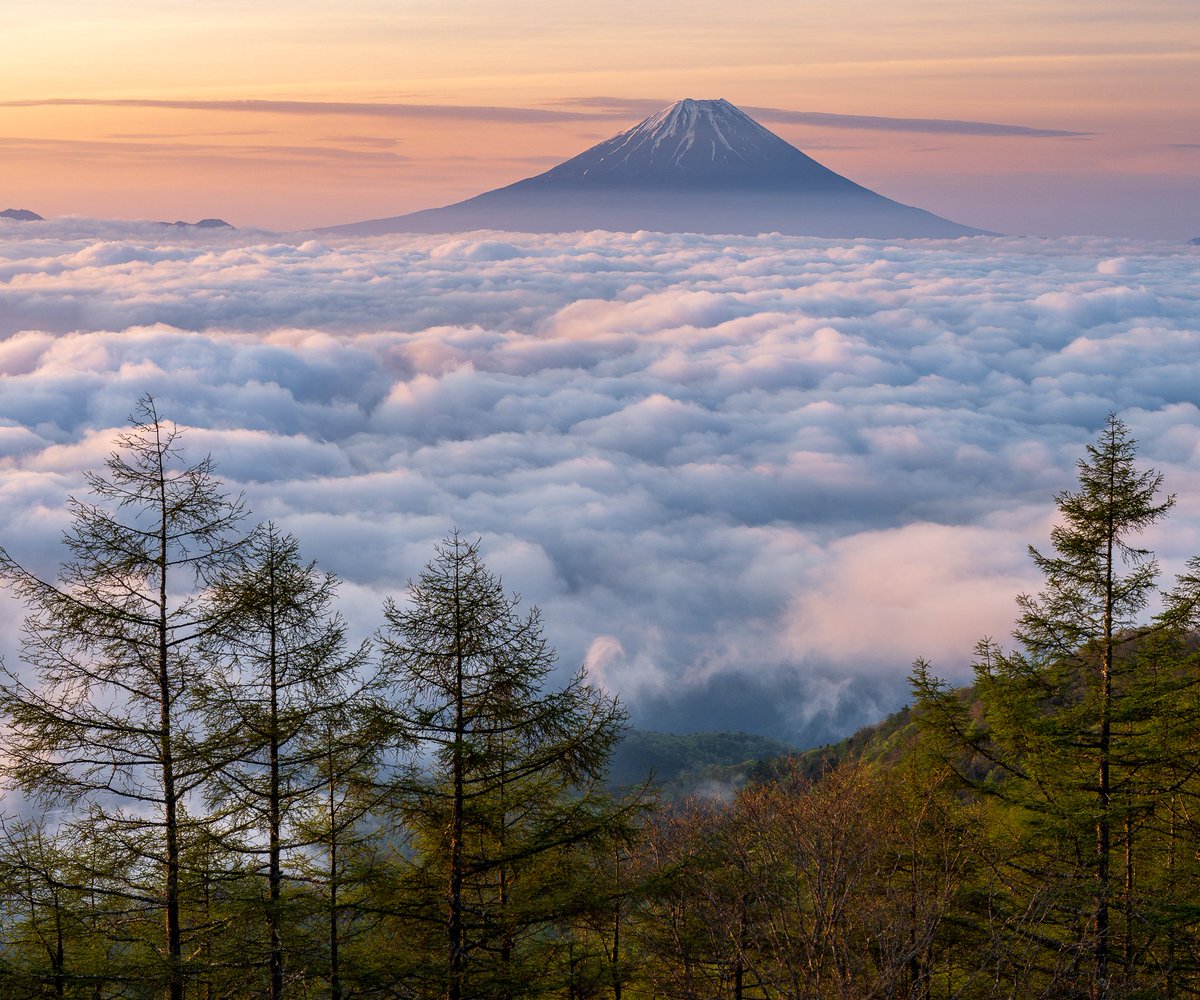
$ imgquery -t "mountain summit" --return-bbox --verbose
[535,98,859,191]
[327,99,988,238]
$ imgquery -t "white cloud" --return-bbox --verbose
[1,223,1197,743]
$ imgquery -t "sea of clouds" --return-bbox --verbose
[1,219,1198,744]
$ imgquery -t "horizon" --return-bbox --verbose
[2,1,1198,239]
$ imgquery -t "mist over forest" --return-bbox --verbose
[1,399,1198,998]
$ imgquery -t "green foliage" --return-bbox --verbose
[6,404,1200,999]
[790,704,919,781]
[377,531,636,999]
[914,416,1200,998]
[607,729,798,799]
[198,523,379,1000]
[0,396,252,1000]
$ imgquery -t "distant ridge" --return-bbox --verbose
[327,98,989,239]
[607,729,799,799]
[164,218,235,229]
[1,210,236,229]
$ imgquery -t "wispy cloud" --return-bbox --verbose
[748,107,1091,138]
[104,130,278,140]
[557,97,1093,138]
[0,97,613,123]
[0,134,408,165]
[1,96,1092,138]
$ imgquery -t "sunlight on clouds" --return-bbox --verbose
[0,223,1198,742]
[784,514,1047,670]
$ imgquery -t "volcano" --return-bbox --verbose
[327,99,988,238]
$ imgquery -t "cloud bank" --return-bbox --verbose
[0,98,611,124]
[3,96,1088,138]
[557,97,1091,138]
[1,221,1198,743]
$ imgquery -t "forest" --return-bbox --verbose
[1,398,1199,1000]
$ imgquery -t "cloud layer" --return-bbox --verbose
[4,97,1087,137]
[2,221,1198,743]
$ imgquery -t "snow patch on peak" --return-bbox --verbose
[635,98,769,159]
[569,97,796,179]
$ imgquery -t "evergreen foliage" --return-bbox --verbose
[3,404,1200,998]
[197,523,379,999]
[0,396,251,1000]
[376,531,635,999]
[914,415,1200,998]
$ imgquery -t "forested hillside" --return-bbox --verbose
[607,729,798,799]
[1,404,1199,999]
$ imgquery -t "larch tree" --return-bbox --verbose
[377,531,631,1000]
[197,523,374,1000]
[0,396,251,1000]
[295,704,393,1000]
[913,415,1188,998]
[1011,414,1173,998]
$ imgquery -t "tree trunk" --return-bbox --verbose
[159,451,184,1000]
[448,557,467,1000]
[268,553,284,1000]
[329,760,341,1000]
[1093,472,1115,1000]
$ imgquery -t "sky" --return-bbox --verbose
[1,222,1198,744]
[1,0,1197,236]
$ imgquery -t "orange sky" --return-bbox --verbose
[1,1,1196,236]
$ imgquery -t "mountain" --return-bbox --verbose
[165,218,235,229]
[792,703,919,776]
[604,706,931,801]
[0,210,236,228]
[328,98,988,238]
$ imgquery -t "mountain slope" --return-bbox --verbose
[607,728,799,799]
[529,98,861,191]
[328,99,988,238]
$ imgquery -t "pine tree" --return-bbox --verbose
[0,811,140,999]
[292,702,389,1000]
[1013,415,1173,997]
[0,396,250,1000]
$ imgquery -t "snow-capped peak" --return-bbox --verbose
[534,98,853,190]
[327,97,989,238]
[627,98,774,164]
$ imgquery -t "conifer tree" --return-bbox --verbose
[378,531,630,1000]
[0,817,74,999]
[913,415,1186,998]
[0,396,250,1000]
[1011,415,1174,997]
[292,701,389,1000]
[198,523,374,1000]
